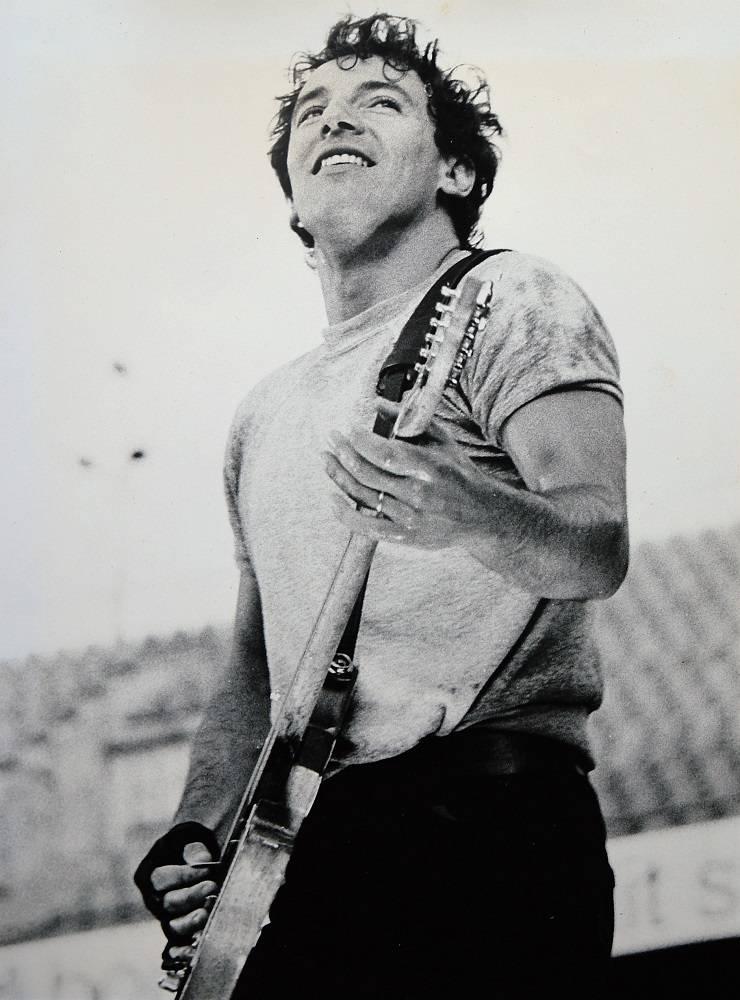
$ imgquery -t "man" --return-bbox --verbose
[136,14,628,998]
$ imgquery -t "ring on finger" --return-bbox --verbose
[375,491,385,518]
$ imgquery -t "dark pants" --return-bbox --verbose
[236,742,615,998]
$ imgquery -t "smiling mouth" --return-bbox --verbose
[312,150,376,174]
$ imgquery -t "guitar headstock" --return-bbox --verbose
[393,276,493,439]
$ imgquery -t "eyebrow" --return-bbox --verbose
[293,79,413,120]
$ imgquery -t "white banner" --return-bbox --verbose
[610,815,740,954]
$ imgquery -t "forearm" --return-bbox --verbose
[173,651,270,845]
[134,571,269,934]
[174,568,271,845]
[463,475,628,599]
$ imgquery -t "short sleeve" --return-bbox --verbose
[463,254,623,447]
[223,400,251,571]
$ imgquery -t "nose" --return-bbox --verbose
[320,100,364,137]
[321,118,358,136]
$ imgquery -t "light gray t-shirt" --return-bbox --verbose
[224,251,623,767]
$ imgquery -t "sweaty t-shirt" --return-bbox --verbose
[224,250,623,768]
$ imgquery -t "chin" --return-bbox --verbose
[314,207,419,258]
[310,209,378,252]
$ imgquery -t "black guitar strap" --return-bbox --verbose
[333,248,512,666]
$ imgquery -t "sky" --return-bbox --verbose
[2,0,739,660]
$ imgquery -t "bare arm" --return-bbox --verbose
[144,565,271,941]
[173,563,271,844]
[324,390,628,600]
[468,389,628,597]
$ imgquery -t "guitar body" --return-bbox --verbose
[178,811,293,1000]
[159,275,495,998]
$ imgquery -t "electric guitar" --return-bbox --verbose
[158,274,495,998]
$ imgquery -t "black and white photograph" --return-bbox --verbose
[1,2,738,997]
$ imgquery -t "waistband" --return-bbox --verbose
[438,726,590,779]
[331,728,590,806]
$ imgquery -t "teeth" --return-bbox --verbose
[320,153,369,169]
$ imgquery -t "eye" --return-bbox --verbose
[369,96,401,112]
[297,105,324,126]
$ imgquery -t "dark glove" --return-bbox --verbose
[133,821,220,941]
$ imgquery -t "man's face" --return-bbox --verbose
[286,55,450,250]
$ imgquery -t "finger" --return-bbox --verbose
[151,863,211,894]
[151,842,214,894]
[324,444,430,517]
[325,434,408,494]
[162,880,219,917]
[168,944,197,961]
[323,451,405,512]
[330,430,432,484]
[331,495,409,543]
[183,842,213,866]
[325,460,420,525]
[169,908,210,938]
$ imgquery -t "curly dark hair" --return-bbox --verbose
[268,13,503,249]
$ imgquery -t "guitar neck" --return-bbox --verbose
[222,532,376,848]
[278,531,378,745]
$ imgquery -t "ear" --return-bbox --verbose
[438,157,476,199]
[288,200,314,248]
[288,201,303,235]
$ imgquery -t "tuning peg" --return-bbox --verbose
[476,281,494,307]
[440,284,461,299]
[447,362,466,387]
[414,361,426,373]
[430,316,450,329]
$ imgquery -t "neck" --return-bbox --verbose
[314,214,463,324]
